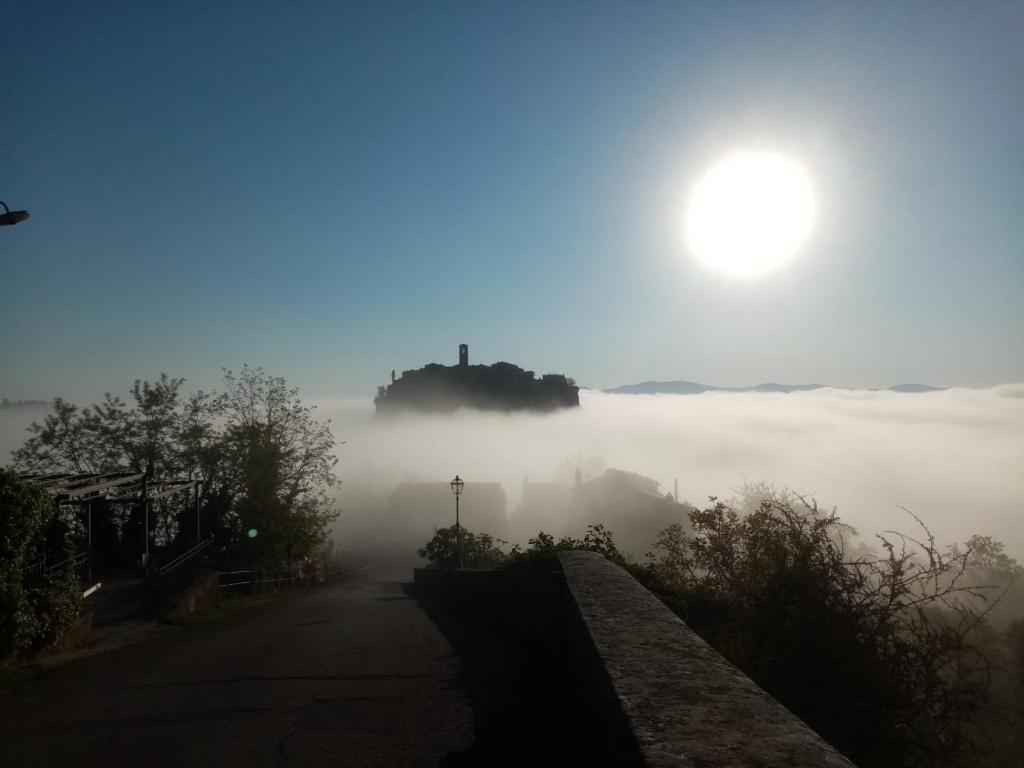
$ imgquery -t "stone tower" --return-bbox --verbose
[459,343,469,367]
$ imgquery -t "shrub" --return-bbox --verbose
[645,496,998,768]
[506,524,631,571]
[417,522,631,572]
[417,525,508,569]
[416,501,1015,767]
[0,470,82,659]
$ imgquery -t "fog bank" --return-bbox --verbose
[2,386,1021,555]
[320,385,1024,554]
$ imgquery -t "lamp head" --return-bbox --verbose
[450,475,464,496]
[0,201,30,227]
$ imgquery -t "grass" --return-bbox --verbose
[0,646,103,688]
[168,592,281,627]
[1,593,284,689]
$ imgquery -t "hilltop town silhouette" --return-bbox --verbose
[374,344,580,414]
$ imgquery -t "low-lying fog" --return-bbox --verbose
[319,386,1024,556]
[3,385,1022,556]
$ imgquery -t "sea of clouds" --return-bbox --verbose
[314,386,1024,555]
[3,385,1022,555]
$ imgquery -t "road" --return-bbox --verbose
[0,570,477,767]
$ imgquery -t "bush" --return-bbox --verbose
[417,522,633,572]
[506,524,631,571]
[416,502,1015,767]
[417,525,508,569]
[0,470,82,659]
[644,496,998,768]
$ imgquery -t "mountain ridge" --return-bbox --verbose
[605,381,945,395]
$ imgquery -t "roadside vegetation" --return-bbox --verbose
[10,366,339,569]
[1,367,339,661]
[418,491,1024,768]
[0,470,82,661]
[167,591,280,627]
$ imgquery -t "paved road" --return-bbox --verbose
[0,571,475,767]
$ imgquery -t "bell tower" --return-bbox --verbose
[458,343,469,367]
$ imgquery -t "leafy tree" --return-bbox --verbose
[955,534,1024,579]
[0,470,81,659]
[11,367,339,565]
[417,525,508,569]
[12,376,221,549]
[219,367,339,565]
[14,375,195,478]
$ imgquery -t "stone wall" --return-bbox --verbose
[416,553,859,766]
[155,571,219,616]
[412,566,565,641]
[559,551,857,767]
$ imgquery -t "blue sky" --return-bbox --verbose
[2,1,1022,401]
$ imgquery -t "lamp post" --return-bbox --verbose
[0,201,30,227]
[450,474,464,568]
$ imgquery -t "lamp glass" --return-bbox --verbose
[450,475,464,496]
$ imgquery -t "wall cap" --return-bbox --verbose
[559,551,857,767]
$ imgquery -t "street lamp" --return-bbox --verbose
[0,201,30,227]
[450,474,464,568]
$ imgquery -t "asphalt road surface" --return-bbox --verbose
[0,570,478,767]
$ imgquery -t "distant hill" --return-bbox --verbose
[0,398,50,409]
[888,383,945,393]
[605,381,945,395]
[608,380,715,395]
[375,344,579,415]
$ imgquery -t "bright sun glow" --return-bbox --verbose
[684,150,817,278]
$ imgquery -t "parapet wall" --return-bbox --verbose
[416,553,857,767]
[411,566,564,630]
[558,551,857,767]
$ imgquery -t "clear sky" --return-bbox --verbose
[2,1,1022,401]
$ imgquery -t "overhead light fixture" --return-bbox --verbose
[0,200,30,227]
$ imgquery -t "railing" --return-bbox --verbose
[261,570,300,590]
[47,551,89,579]
[22,555,46,584]
[217,570,258,599]
[156,536,214,577]
[217,569,300,599]
[22,551,89,585]
[151,535,215,613]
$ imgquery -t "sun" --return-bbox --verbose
[684,150,817,278]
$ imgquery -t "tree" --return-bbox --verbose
[11,367,340,565]
[14,375,193,478]
[216,367,339,565]
[956,535,1024,579]
[0,470,81,659]
[417,525,508,569]
[12,376,213,549]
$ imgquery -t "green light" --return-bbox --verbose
[247,528,259,539]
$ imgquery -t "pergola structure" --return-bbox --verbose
[21,472,203,579]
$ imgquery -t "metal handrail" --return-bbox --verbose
[217,568,301,597]
[157,535,214,576]
[45,551,87,577]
